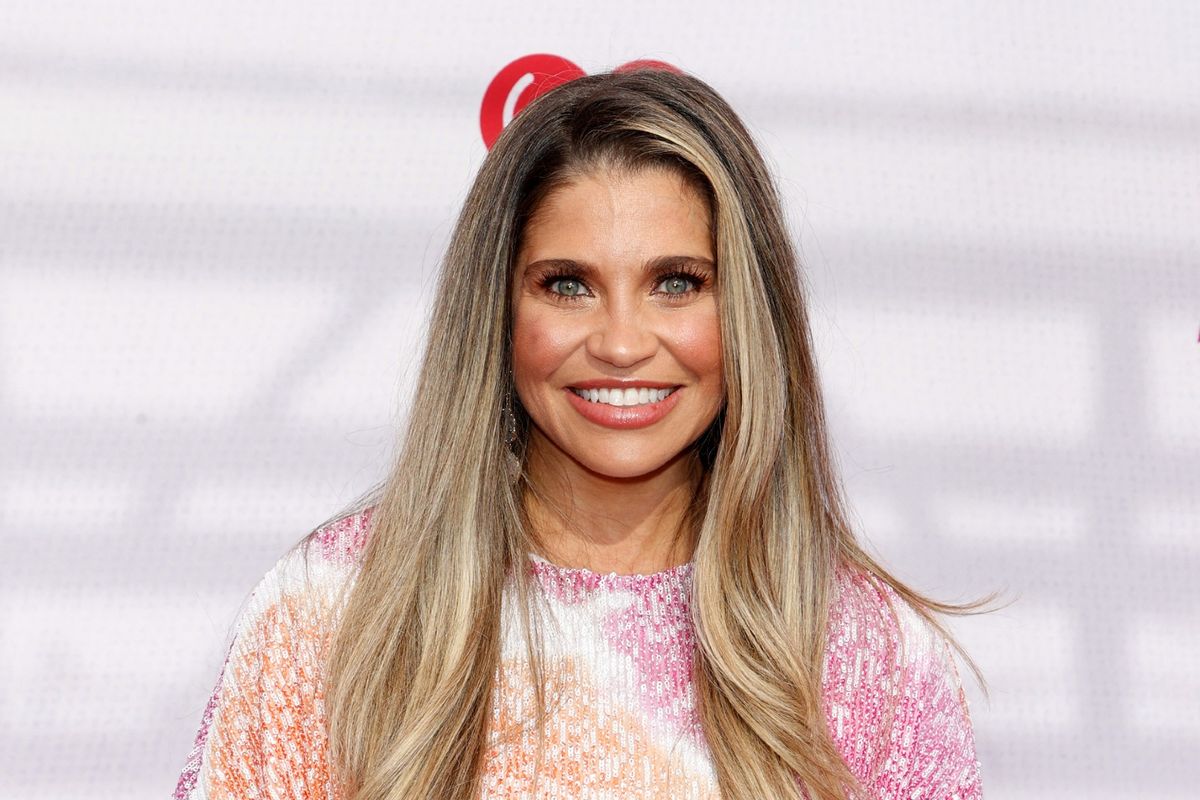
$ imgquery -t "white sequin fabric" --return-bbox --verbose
[174,507,983,799]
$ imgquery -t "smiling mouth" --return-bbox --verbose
[568,386,678,407]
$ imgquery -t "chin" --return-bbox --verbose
[572,448,683,481]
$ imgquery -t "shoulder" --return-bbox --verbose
[305,504,376,568]
[822,565,970,706]
[824,566,942,675]
[211,510,376,671]
[175,507,376,799]
[244,504,376,613]
[822,566,983,798]
[821,567,907,739]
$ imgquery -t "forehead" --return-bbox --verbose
[518,167,713,262]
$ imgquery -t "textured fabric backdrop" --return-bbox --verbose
[1,2,1196,798]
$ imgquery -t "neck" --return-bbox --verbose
[521,432,703,576]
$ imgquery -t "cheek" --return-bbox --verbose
[668,308,723,381]
[511,306,582,386]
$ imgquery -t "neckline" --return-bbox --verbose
[526,551,694,585]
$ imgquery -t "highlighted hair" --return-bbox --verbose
[320,68,997,800]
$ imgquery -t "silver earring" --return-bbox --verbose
[503,391,521,483]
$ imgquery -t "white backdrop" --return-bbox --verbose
[1,2,1197,798]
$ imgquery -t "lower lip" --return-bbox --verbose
[564,387,683,429]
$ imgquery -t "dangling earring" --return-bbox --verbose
[502,390,521,483]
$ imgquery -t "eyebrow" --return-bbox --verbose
[522,255,716,280]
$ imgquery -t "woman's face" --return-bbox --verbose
[511,166,723,481]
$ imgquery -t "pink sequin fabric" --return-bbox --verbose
[174,508,983,799]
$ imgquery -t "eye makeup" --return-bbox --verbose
[524,258,714,304]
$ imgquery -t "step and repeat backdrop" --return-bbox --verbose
[1,2,1196,798]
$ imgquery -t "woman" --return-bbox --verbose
[174,67,993,800]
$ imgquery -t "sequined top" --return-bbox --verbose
[173,507,983,799]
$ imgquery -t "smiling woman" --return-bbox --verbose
[174,67,996,800]
[511,166,725,573]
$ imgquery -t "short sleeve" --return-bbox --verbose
[171,545,352,800]
[872,617,983,799]
[823,570,984,800]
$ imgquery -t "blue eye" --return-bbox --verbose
[658,275,695,295]
[550,278,587,297]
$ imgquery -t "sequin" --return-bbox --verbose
[173,509,982,799]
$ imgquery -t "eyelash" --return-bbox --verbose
[537,268,710,303]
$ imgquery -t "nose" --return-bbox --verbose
[586,302,657,368]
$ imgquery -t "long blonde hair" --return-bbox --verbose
[319,67,997,800]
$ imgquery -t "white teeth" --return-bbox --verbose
[571,387,675,407]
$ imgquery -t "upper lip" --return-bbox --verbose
[568,379,681,390]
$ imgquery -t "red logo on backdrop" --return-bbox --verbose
[480,55,681,149]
